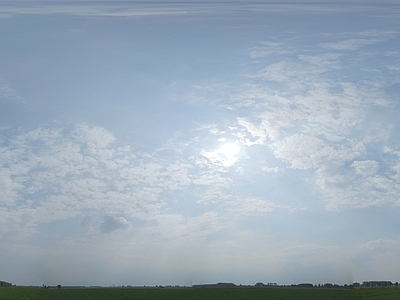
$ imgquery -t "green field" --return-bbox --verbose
[1,287,400,300]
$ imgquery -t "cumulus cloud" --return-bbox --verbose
[271,134,364,170]
[228,28,400,211]
[0,124,197,239]
[352,160,380,176]
[2,119,294,246]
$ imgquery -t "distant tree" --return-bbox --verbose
[0,281,12,287]
[297,283,313,288]
[57,285,61,289]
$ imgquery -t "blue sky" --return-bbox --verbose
[1,1,400,286]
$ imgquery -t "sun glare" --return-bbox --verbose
[201,142,241,167]
[218,142,240,158]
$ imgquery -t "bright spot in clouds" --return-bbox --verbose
[218,142,240,159]
[201,142,240,167]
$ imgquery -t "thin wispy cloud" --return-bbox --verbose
[0,80,24,104]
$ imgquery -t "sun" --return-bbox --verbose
[216,142,240,167]
[201,141,241,167]
[218,142,240,159]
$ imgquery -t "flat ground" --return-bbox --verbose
[1,286,400,299]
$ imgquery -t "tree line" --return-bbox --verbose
[0,280,12,287]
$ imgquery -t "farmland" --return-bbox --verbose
[1,286,400,300]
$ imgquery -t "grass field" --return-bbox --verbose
[1,286,400,299]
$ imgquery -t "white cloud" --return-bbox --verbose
[0,168,21,206]
[320,30,396,51]
[272,134,365,170]
[75,123,116,150]
[230,28,400,211]
[0,80,23,104]
[321,38,381,51]
[316,161,400,211]
[226,197,279,217]
[352,160,379,176]
[358,238,400,253]
[298,53,342,68]
[0,124,200,239]
[249,42,291,58]
[262,166,281,173]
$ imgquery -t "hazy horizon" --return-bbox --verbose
[1,0,400,287]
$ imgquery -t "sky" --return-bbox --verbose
[1,0,400,287]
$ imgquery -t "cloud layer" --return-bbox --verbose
[1,0,400,287]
